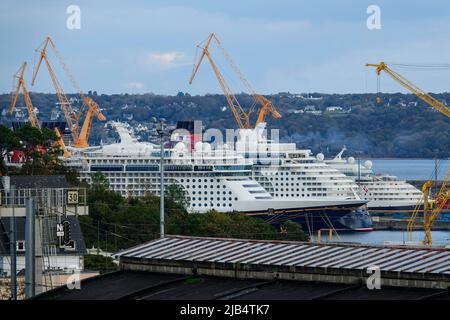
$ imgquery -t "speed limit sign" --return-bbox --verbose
[67,190,79,204]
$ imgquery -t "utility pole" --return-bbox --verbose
[6,182,17,300]
[358,157,361,183]
[25,198,36,299]
[152,117,166,238]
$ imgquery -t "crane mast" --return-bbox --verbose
[190,33,249,129]
[31,36,105,148]
[189,33,281,129]
[9,62,39,128]
[211,35,282,125]
[32,37,79,142]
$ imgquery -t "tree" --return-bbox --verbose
[0,125,20,174]
[166,184,188,208]
[90,172,110,192]
[279,220,309,241]
[14,125,62,175]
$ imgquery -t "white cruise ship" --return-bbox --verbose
[323,146,423,214]
[65,122,368,231]
[233,123,372,231]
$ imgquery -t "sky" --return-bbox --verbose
[1,0,450,95]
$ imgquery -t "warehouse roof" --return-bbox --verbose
[0,175,69,189]
[115,235,450,275]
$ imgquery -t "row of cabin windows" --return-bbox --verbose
[192,191,233,195]
[269,177,318,180]
[192,203,233,207]
[275,193,327,197]
[185,184,227,189]
[192,197,237,201]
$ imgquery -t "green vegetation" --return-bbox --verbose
[0,124,78,184]
[83,254,119,274]
[80,172,309,252]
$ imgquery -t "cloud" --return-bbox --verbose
[144,51,190,70]
[123,81,144,90]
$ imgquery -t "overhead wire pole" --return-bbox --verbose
[25,198,36,299]
[152,117,166,238]
[6,183,17,300]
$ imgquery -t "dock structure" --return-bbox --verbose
[116,235,449,290]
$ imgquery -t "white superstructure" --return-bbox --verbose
[235,123,363,205]
[323,146,423,212]
[65,122,365,215]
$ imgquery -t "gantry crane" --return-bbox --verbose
[189,33,281,129]
[9,62,39,128]
[32,36,105,148]
[367,61,450,245]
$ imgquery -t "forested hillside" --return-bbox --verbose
[1,91,450,158]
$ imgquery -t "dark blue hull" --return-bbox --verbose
[246,205,373,232]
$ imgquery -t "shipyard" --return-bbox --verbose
[0,0,449,315]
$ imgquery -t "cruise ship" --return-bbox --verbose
[323,146,423,214]
[233,123,372,231]
[65,122,369,231]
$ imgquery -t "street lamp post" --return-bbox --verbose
[152,117,167,238]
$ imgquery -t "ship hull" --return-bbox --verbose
[242,201,372,232]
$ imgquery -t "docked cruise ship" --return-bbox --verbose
[323,146,423,214]
[234,123,372,231]
[65,122,368,231]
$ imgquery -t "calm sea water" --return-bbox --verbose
[364,159,450,180]
[315,230,450,246]
[319,159,450,245]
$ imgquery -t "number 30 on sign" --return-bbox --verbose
[68,190,79,204]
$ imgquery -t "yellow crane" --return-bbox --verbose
[407,173,450,245]
[9,62,71,157]
[366,62,450,117]
[9,62,39,128]
[189,33,281,129]
[32,37,79,143]
[31,36,105,148]
[367,61,450,245]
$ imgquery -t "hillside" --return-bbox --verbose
[1,91,450,158]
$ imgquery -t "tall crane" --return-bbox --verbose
[189,33,281,129]
[32,36,105,148]
[9,62,71,157]
[367,62,450,245]
[32,37,79,143]
[366,62,450,118]
[407,173,450,245]
[9,62,39,128]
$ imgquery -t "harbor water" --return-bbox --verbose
[314,230,450,246]
[366,159,450,180]
[323,159,450,245]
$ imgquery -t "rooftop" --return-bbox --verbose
[34,270,450,300]
[34,235,450,300]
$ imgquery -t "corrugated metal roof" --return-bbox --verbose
[116,235,450,275]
